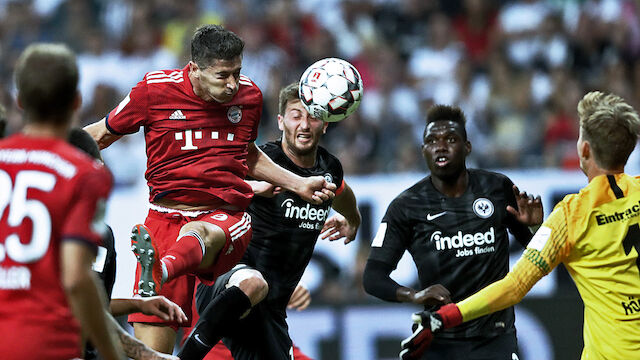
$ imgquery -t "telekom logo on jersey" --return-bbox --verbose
[174,129,236,150]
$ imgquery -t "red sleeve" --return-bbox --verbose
[105,79,148,135]
[61,166,113,247]
[335,179,345,196]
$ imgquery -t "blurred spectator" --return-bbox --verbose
[409,12,463,97]
[77,28,121,105]
[452,0,498,66]
[373,0,437,57]
[46,0,100,51]
[116,22,178,94]
[497,0,550,68]
[237,20,288,126]
[490,74,540,168]
[543,78,582,169]
[0,1,49,84]
[80,84,121,127]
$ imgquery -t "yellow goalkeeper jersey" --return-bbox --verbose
[458,173,640,360]
[554,174,640,359]
[525,173,640,359]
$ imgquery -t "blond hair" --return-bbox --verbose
[577,91,640,169]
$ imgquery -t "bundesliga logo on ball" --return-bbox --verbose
[299,58,364,122]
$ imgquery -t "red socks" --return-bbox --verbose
[161,230,205,282]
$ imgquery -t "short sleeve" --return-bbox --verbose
[367,199,411,268]
[331,156,345,196]
[61,166,113,248]
[105,79,148,135]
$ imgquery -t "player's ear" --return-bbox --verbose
[464,140,472,156]
[579,140,591,160]
[277,114,284,131]
[322,121,328,134]
[188,61,199,76]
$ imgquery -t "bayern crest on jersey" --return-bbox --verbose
[227,106,242,124]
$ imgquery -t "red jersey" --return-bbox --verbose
[0,134,113,359]
[105,65,263,209]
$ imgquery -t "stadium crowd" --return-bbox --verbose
[2,0,639,176]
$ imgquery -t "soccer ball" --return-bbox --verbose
[298,58,363,122]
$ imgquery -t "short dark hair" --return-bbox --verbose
[14,43,78,125]
[424,104,467,141]
[68,128,101,161]
[191,24,244,68]
[278,82,300,115]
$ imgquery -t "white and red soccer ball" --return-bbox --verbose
[298,58,363,122]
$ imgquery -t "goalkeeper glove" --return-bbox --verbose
[399,303,463,360]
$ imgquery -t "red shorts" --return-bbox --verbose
[128,208,252,328]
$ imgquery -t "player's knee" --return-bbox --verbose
[181,221,225,250]
[229,269,268,305]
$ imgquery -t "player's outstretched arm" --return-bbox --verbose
[84,118,123,150]
[105,311,178,360]
[61,241,124,360]
[320,182,361,244]
[246,142,335,204]
[246,179,283,197]
[506,185,543,227]
[109,296,188,323]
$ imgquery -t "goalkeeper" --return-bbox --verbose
[401,91,640,360]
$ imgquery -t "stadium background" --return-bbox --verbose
[1,0,639,359]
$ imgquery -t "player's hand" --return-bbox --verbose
[413,284,451,306]
[320,214,358,244]
[137,296,188,323]
[399,313,437,360]
[506,185,543,226]
[400,304,462,359]
[298,176,336,205]
[287,282,311,311]
[248,180,283,198]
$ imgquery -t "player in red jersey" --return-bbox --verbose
[0,44,123,359]
[84,24,335,353]
[69,128,184,360]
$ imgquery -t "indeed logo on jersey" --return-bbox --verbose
[281,198,329,230]
[430,227,496,257]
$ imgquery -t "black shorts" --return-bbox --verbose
[195,264,294,360]
[424,331,519,360]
